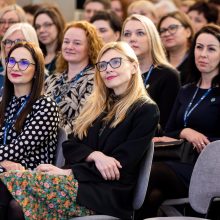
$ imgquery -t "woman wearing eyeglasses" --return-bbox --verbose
[0,41,159,219]
[45,21,103,134]
[33,4,66,75]
[158,11,194,85]
[121,14,180,134]
[0,42,59,219]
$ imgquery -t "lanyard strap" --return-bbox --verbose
[144,64,154,85]
[53,64,92,103]
[3,96,30,144]
[183,87,212,127]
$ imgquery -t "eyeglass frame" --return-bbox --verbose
[6,57,35,71]
[159,24,183,36]
[34,22,54,31]
[95,57,130,72]
[3,39,27,47]
[0,19,19,26]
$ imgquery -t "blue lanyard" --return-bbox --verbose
[183,86,212,127]
[53,64,92,104]
[144,64,154,85]
[3,96,30,144]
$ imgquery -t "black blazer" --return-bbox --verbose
[63,100,159,219]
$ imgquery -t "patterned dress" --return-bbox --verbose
[0,95,59,173]
[45,66,95,134]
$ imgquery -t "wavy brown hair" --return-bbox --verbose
[56,20,104,73]
[0,42,45,132]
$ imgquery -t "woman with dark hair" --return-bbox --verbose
[0,41,59,219]
[158,11,194,85]
[33,5,66,75]
[138,24,220,219]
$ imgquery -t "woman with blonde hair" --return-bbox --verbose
[45,20,103,134]
[121,14,180,134]
[0,41,159,219]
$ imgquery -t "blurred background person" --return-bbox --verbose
[91,10,122,44]
[110,0,125,21]
[158,11,194,85]
[33,5,66,75]
[83,0,111,22]
[45,21,103,134]
[121,14,180,134]
[127,0,158,25]
[209,0,220,25]
[187,1,219,33]
[179,0,196,13]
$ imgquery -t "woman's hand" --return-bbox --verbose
[0,160,25,171]
[36,164,72,176]
[87,151,122,181]
[180,128,210,153]
[153,136,179,143]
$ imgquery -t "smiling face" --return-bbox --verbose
[121,19,150,60]
[7,47,36,93]
[99,49,134,95]
[35,13,58,46]
[62,27,89,64]
[92,19,119,43]
[194,33,220,78]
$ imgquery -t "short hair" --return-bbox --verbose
[23,3,43,15]
[0,4,26,21]
[84,0,111,9]
[33,5,66,56]
[158,11,194,47]
[1,22,39,69]
[188,1,218,24]
[187,24,220,86]
[0,42,45,131]
[56,21,104,73]
[90,10,122,33]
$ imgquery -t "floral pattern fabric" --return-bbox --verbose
[45,67,95,134]
[0,170,95,220]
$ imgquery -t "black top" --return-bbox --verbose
[0,95,59,173]
[177,55,190,85]
[165,83,220,140]
[62,100,159,219]
[142,65,180,132]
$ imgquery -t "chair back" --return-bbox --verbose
[189,140,220,214]
[133,141,154,210]
[55,127,67,167]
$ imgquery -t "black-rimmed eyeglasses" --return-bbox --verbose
[159,24,183,36]
[96,57,129,72]
[6,57,35,71]
[3,39,27,47]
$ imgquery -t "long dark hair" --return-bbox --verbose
[0,42,45,131]
[186,24,220,87]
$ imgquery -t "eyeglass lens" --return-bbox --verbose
[159,24,182,36]
[7,57,32,71]
[96,57,122,71]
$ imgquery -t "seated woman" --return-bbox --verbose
[0,41,59,174]
[137,24,220,219]
[0,41,159,219]
[121,14,180,133]
[45,21,103,134]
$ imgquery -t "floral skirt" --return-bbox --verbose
[0,170,94,220]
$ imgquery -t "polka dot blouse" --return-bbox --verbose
[0,95,59,173]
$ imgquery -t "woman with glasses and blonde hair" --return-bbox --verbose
[0,42,59,219]
[158,11,194,85]
[0,41,159,219]
[33,4,65,75]
[121,14,180,134]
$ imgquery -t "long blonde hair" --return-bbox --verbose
[121,14,173,69]
[73,41,151,139]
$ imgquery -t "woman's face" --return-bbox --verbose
[194,33,220,77]
[188,10,207,33]
[0,10,19,37]
[4,30,26,56]
[121,19,150,60]
[92,19,119,43]
[98,49,134,95]
[111,0,123,20]
[159,17,191,51]
[7,47,35,90]
[35,13,58,46]
[62,27,89,64]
